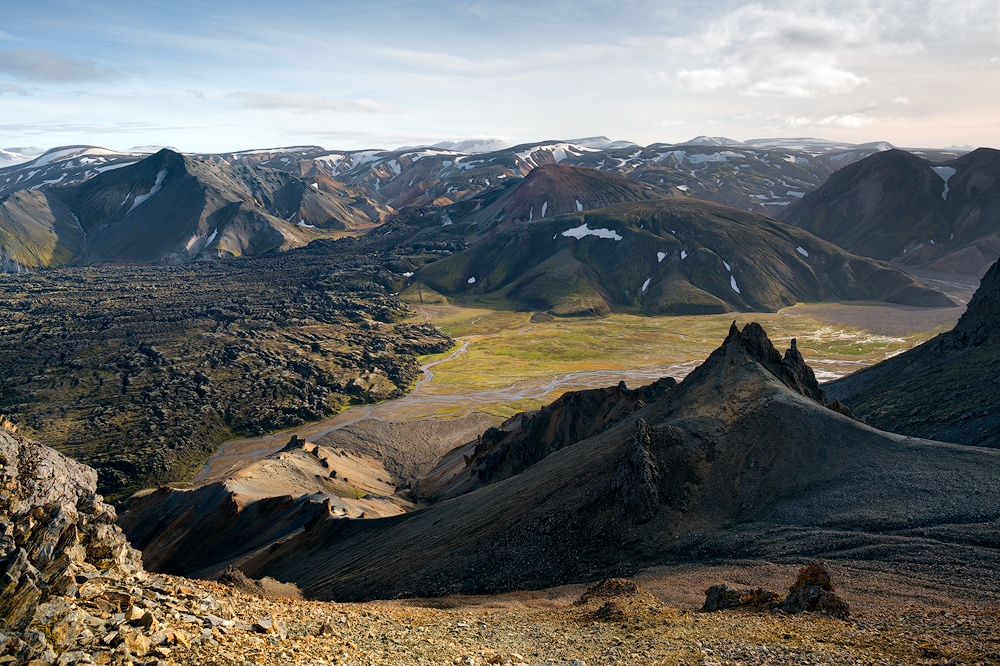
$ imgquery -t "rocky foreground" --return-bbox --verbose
[3,424,999,666]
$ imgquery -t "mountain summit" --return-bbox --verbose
[0,149,388,269]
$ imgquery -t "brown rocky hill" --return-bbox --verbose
[238,322,1000,601]
[827,257,1000,447]
[779,148,1000,275]
[117,414,496,577]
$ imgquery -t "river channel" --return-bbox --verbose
[189,335,703,485]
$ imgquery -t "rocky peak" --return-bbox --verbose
[716,322,851,415]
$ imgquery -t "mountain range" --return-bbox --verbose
[1,137,965,216]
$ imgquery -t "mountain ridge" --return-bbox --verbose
[0,148,391,269]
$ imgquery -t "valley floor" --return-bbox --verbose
[188,297,963,486]
[146,561,998,666]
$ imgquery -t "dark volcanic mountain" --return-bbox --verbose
[0,149,389,270]
[827,257,1000,447]
[237,322,1000,600]
[779,148,1000,275]
[415,196,954,316]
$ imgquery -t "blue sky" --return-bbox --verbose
[1,0,998,152]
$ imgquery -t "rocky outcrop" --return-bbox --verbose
[0,430,143,659]
[779,562,850,619]
[613,420,660,525]
[416,377,676,502]
[702,562,849,619]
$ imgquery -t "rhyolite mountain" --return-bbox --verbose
[779,148,1000,275]
[827,256,1000,447]
[233,321,1000,601]
[0,148,390,270]
[412,190,954,316]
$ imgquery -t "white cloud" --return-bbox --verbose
[816,114,874,128]
[665,4,921,98]
[988,56,1000,67]
[893,95,909,104]
[225,92,394,114]
[0,82,35,96]
[656,118,684,127]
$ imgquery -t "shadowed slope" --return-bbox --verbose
[780,148,1000,275]
[828,257,1000,446]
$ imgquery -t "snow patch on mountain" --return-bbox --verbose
[127,169,167,214]
[931,166,957,200]
[561,223,623,241]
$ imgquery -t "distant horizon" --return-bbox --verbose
[0,134,987,159]
[2,1,998,153]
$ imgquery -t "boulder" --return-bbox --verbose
[702,562,848,618]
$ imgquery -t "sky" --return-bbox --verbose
[1,0,999,153]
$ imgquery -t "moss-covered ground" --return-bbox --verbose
[411,303,952,419]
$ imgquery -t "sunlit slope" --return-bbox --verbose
[0,190,84,270]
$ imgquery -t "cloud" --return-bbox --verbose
[656,118,684,127]
[0,82,35,96]
[988,56,1000,67]
[816,114,875,128]
[225,91,394,114]
[0,48,125,82]
[0,121,194,135]
[893,95,909,104]
[667,5,902,98]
